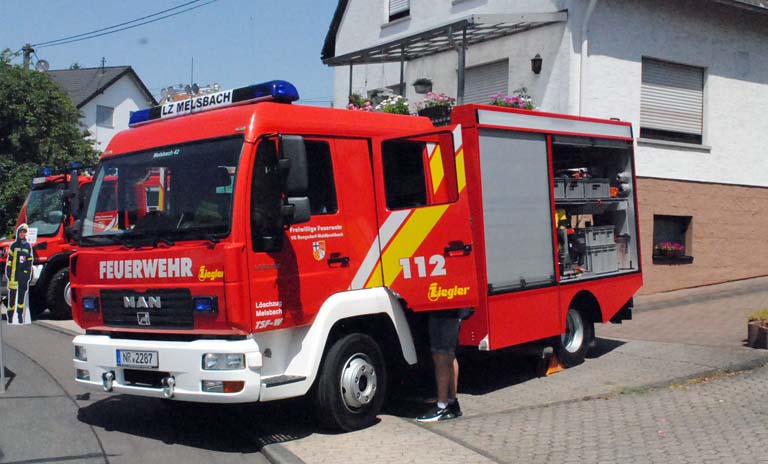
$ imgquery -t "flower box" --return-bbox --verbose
[418,105,452,126]
[747,321,768,349]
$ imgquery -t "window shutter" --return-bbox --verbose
[641,59,703,135]
[464,60,509,104]
[389,0,409,17]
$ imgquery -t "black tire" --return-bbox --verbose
[314,333,387,432]
[46,268,71,320]
[553,308,594,368]
[29,288,48,317]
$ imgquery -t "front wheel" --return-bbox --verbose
[554,308,594,367]
[46,268,71,320]
[314,333,387,432]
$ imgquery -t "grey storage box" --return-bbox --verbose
[585,244,618,274]
[554,178,566,199]
[584,178,610,198]
[584,226,615,246]
[565,179,585,199]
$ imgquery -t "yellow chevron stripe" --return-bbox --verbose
[377,205,450,287]
[429,145,444,194]
[456,147,466,192]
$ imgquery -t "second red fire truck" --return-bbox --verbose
[71,80,641,431]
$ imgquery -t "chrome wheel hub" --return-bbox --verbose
[340,353,377,410]
[562,310,584,353]
[64,282,72,307]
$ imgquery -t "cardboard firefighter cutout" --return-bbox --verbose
[5,224,33,325]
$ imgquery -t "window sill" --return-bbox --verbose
[382,16,410,30]
[652,254,694,265]
[637,138,711,152]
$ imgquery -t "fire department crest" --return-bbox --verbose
[312,240,326,261]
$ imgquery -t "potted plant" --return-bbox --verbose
[656,241,685,257]
[347,93,373,111]
[747,309,768,349]
[416,91,456,126]
[489,87,535,110]
[412,78,433,94]
[375,95,410,115]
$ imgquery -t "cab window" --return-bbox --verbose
[382,136,458,210]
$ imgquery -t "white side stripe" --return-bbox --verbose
[350,210,410,289]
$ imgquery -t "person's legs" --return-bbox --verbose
[432,351,455,405]
[7,287,17,323]
[418,312,461,422]
[16,281,27,323]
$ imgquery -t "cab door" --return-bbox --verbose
[246,137,379,331]
[368,127,479,311]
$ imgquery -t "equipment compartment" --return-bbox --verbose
[551,136,639,281]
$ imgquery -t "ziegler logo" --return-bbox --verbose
[427,283,471,302]
[198,265,224,282]
[123,296,162,309]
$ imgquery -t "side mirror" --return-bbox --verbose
[65,219,82,243]
[279,135,308,196]
[283,196,311,225]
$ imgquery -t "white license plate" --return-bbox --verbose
[116,350,158,368]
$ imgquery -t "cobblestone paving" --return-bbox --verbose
[432,365,768,464]
[280,415,497,464]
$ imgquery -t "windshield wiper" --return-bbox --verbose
[120,230,175,248]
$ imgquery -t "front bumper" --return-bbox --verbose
[73,335,263,403]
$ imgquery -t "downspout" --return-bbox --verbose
[579,0,599,116]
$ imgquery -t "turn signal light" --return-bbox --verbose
[201,380,245,393]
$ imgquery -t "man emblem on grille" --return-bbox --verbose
[137,312,151,326]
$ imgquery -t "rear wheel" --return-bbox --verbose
[314,333,387,432]
[46,268,71,320]
[554,308,594,367]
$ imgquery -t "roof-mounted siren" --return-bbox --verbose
[129,80,300,127]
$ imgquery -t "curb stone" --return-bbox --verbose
[262,443,306,464]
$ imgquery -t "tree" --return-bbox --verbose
[0,49,97,234]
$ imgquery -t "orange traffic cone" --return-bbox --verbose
[545,354,566,376]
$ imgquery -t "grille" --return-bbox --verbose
[101,289,193,329]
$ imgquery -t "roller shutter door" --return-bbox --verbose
[464,60,509,104]
[641,58,703,135]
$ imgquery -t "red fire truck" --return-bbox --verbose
[0,166,96,319]
[71,80,641,431]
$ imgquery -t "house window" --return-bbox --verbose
[640,58,704,145]
[464,60,509,104]
[653,214,693,264]
[96,105,114,128]
[389,0,409,21]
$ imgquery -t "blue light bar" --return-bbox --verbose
[39,167,54,177]
[129,80,300,127]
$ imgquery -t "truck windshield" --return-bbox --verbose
[80,136,243,245]
[26,186,65,237]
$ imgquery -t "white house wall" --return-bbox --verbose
[333,0,568,109]
[582,0,768,187]
[333,0,768,188]
[80,75,150,151]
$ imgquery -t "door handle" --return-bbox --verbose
[327,253,350,268]
[444,241,472,257]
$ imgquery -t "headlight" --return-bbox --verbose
[74,345,87,361]
[202,353,245,370]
